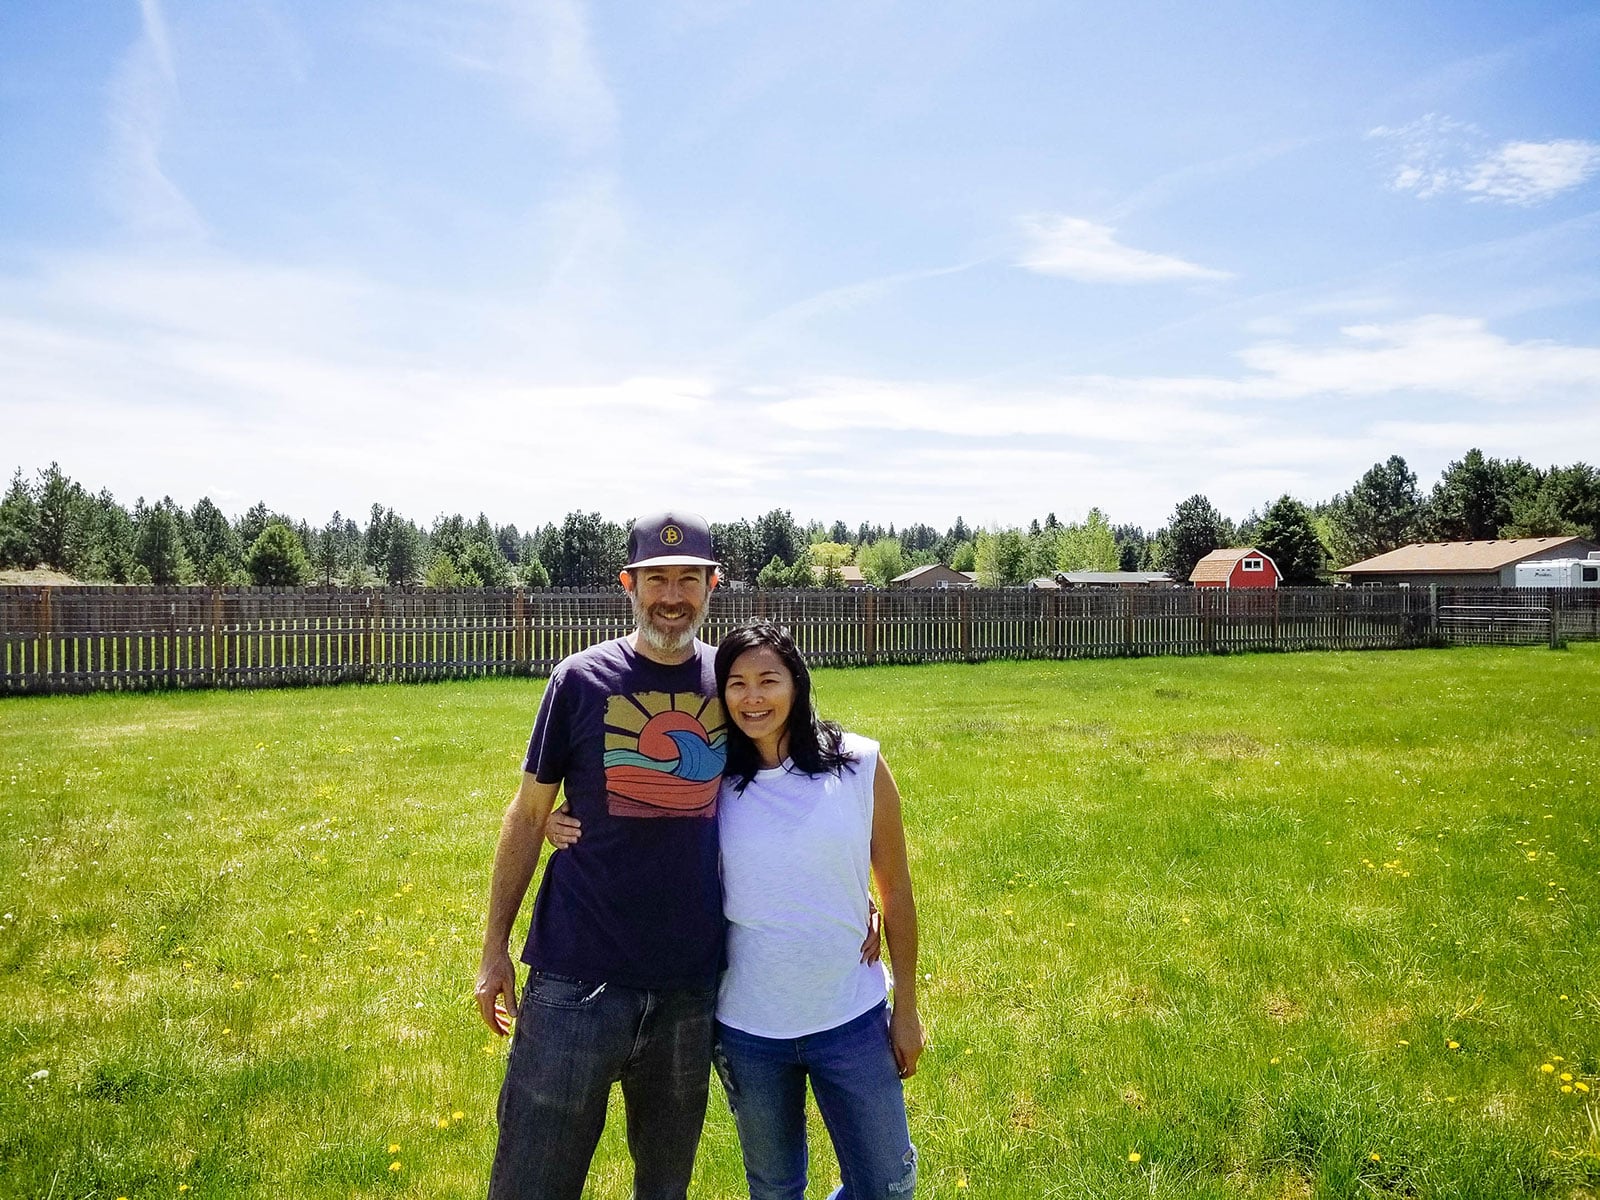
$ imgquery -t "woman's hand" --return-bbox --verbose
[544,805,582,849]
[859,900,882,963]
[889,1003,926,1079]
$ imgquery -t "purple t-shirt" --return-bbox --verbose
[520,637,727,990]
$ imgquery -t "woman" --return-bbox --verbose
[710,618,923,1200]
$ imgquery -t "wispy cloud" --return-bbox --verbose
[102,0,204,238]
[1372,115,1600,205]
[1016,215,1230,284]
[373,0,617,152]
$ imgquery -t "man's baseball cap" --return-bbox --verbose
[624,511,720,570]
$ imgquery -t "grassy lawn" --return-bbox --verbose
[2,644,1599,1199]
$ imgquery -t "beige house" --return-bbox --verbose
[809,563,870,589]
[889,563,974,589]
[1339,536,1598,587]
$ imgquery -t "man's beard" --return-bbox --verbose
[632,591,711,655]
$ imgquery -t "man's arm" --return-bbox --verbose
[869,752,925,1079]
[476,772,560,1035]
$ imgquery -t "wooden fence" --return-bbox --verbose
[2,584,1596,696]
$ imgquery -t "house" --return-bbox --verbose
[1338,536,1599,588]
[1025,577,1059,590]
[810,563,870,589]
[1057,570,1175,588]
[889,563,975,589]
[1189,548,1280,589]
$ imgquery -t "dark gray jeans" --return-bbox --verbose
[488,971,717,1200]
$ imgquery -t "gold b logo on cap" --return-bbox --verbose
[661,525,683,546]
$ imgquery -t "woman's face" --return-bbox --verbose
[723,644,795,757]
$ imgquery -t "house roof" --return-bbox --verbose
[1059,571,1173,585]
[1339,536,1597,575]
[890,563,962,584]
[1189,547,1276,584]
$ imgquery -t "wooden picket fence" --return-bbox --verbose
[2,584,1595,696]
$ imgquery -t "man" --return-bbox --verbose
[476,511,726,1200]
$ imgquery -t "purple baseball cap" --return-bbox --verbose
[625,511,720,570]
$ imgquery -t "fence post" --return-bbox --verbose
[210,588,223,687]
[862,592,877,665]
[368,592,385,681]
[1122,589,1133,656]
[1428,585,1439,646]
[1550,589,1562,650]
[1272,589,1281,648]
[958,590,972,659]
[37,586,52,689]
[513,588,528,673]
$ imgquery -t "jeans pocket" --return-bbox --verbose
[525,972,607,1010]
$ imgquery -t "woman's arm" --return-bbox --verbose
[869,751,926,1079]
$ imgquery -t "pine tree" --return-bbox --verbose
[1253,496,1326,585]
[244,522,310,586]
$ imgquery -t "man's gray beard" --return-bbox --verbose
[632,593,709,654]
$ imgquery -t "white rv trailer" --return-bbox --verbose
[1514,553,1600,588]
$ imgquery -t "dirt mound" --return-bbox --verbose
[0,567,86,586]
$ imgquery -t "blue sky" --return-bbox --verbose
[3,1,1598,532]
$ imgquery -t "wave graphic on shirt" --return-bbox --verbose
[603,692,727,818]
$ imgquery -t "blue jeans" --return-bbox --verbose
[488,971,717,1200]
[712,1002,917,1200]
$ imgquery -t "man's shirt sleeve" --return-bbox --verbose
[522,668,572,783]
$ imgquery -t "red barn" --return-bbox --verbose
[1189,547,1280,589]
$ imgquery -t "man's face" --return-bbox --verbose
[623,565,716,654]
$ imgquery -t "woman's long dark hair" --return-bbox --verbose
[714,618,857,792]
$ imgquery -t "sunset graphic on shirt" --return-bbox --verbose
[602,691,727,818]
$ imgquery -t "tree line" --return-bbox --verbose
[1,451,1595,590]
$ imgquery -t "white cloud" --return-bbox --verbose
[1236,315,1600,402]
[1016,215,1230,283]
[1372,116,1599,205]
[1463,140,1600,205]
[5,236,1598,528]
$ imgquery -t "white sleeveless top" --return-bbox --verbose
[716,733,889,1038]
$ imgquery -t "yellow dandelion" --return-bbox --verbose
[222,1028,232,1036]
[1562,1085,1573,1094]
[1553,1056,1564,1062]
[1575,1082,1590,1093]
[1270,1057,1281,1065]
[1370,1152,1381,1162]
[1541,1063,1555,1073]
[452,1111,464,1121]
[956,1176,968,1189]
[387,1143,401,1154]
[1561,1072,1573,1081]
[1445,1096,1457,1103]
[179,1186,190,1193]
[1447,1041,1459,1050]
[389,1161,402,1173]
[1560,994,1569,1000]
[437,1117,449,1129]
[1128,1151,1141,1163]
[1396,1040,1409,1046]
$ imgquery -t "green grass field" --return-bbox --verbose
[3,644,1599,1199]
